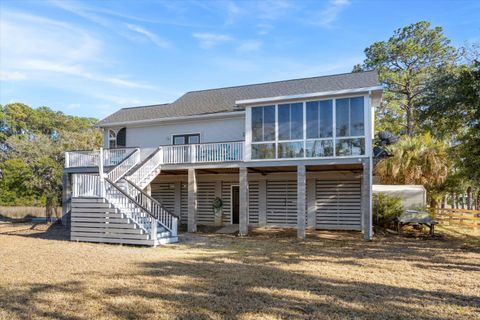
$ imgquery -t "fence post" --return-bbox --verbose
[99,148,106,198]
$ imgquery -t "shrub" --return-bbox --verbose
[373,193,404,228]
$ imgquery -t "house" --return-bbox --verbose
[63,71,383,246]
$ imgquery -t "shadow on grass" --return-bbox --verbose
[0,222,69,241]
[1,246,479,320]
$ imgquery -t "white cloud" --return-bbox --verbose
[0,71,27,81]
[0,11,154,90]
[257,0,296,21]
[313,0,350,27]
[236,40,262,53]
[125,24,172,49]
[193,33,232,49]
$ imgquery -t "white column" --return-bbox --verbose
[239,167,249,235]
[307,178,316,229]
[98,147,105,198]
[297,165,306,239]
[362,159,373,240]
[188,168,197,232]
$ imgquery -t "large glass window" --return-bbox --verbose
[278,103,303,141]
[252,143,275,159]
[278,141,304,158]
[306,99,333,139]
[252,105,275,142]
[250,95,366,160]
[335,138,365,156]
[336,97,364,137]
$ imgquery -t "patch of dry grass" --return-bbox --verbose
[0,223,479,320]
[0,206,60,220]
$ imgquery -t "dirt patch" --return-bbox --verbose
[0,223,479,319]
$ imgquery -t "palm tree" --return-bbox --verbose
[375,133,449,207]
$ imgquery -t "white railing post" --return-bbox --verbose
[65,152,70,168]
[150,217,157,240]
[72,174,77,197]
[159,147,164,164]
[172,217,178,237]
[99,147,106,198]
[191,144,196,163]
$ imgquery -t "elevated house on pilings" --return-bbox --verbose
[62,71,383,246]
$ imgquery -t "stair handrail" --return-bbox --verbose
[127,147,163,186]
[123,179,178,235]
[104,178,158,238]
[106,148,140,183]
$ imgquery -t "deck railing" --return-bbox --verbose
[106,148,140,182]
[65,148,138,168]
[72,174,101,197]
[162,141,244,164]
[127,147,163,187]
[66,142,244,168]
[123,179,178,235]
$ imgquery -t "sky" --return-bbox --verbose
[0,0,479,120]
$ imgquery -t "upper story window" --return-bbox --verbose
[108,128,126,149]
[173,134,200,145]
[108,130,117,149]
[251,106,276,159]
[335,97,364,156]
[252,106,275,142]
[249,95,366,160]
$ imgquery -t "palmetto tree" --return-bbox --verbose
[375,133,449,207]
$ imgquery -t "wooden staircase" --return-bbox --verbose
[71,198,177,245]
[70,148,178,246]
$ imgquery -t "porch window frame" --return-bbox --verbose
[248,94,369,161]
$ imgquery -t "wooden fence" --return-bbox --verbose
[430,208,480,229]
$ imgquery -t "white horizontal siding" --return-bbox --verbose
[266,180,297,227]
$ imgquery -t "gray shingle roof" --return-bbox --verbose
[98,70,379,125]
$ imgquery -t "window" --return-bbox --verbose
[251,106,276,159]
[278,103,303,140]
[278,141,304,158]
[173,134,200,145]
[306,100,333,139]
[336,97,364,137]
[252,106,275,142]
[252,143,275,159]
[335,97,365,156]
[108,129,117,149]
[249,95,366,160]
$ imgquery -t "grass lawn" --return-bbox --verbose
[0,222,479,320]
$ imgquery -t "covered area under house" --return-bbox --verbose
[145,159,372,239]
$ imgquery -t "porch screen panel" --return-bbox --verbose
[266,180,297,226]
[180,182,188,224]
[248,181,259,224]
[197,181,216,224]
[151,182,175,214]
[221,181,235,224]
[315,179,361,230]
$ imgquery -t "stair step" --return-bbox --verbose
[72,197,105,203]
[72,226,145,234]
